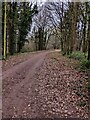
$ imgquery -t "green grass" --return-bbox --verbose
[68,51,87,60]
[68,51,90,71]
[80,59,90,71]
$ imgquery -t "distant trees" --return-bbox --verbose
[32,4,53,51]
[2,1,38,58]
[45,1,90,60]
[45,2,64,51]
[17,3,38,52]
[2,1,90,61]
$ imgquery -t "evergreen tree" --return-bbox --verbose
[17,2,38,52]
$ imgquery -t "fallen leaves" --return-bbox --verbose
[2,52,89,118]
[32,52,89,118]
[2,52,35,71]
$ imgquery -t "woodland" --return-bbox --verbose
[2,1,90,61]
[1,1,90,118]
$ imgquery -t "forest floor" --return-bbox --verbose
[2,51,89,119]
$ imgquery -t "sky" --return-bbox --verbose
[1,0,90,2]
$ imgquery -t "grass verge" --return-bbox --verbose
[68,51,90,71]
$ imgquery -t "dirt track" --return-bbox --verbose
[2,51,50,118]
[2,51,89,118]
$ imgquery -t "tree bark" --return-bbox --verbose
[88,13,90,60]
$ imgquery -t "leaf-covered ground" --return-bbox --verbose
[2,53,32,71]
[31,52,89,118]
[2,51,89,118]
[2,51,45,71]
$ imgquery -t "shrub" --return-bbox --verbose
[80,59,90,70]
[67,51,90,71]
[68,51,87,60]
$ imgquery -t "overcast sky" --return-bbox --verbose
[2,0,90,3]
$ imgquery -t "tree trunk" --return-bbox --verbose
[8,2,17,55]
[88,13,90,60]
[38,27,44,50]
[60,2,64,52]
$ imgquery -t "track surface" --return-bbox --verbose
[2,51,88,118]
[3,51,50,118]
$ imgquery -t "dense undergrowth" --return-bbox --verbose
[68,51,90,71]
